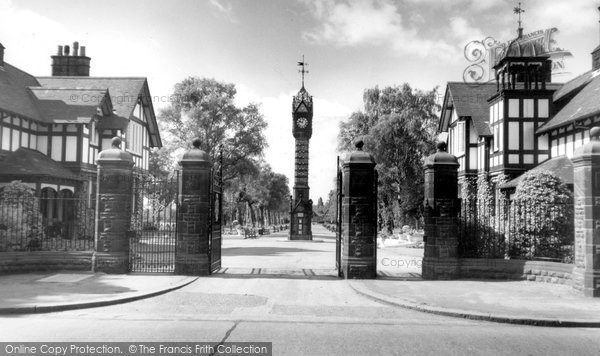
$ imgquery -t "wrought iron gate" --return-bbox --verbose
[336,156,343,277]
[129,173,178,273]
[208,150,223,274]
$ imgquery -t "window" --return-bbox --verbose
[1,127,9,150]
[456,121,465,155]
[538,99,549,118]
[11,129,19,151]
[51,136,62,161]
[508,122,519,150]
[508,99,520,118]
[89,121,98,145]
[126,122,143,155]
[538,134,549,150]
[523,122,534,150]
[523,99,534,118]
[498,100,504,120]
[493,124,500,152]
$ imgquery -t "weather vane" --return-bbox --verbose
[514,2,525,36]
[297,55,309,87]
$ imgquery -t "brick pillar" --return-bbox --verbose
[93,137,134,274]
[572,127,600,297]
[341,140,378,279]
[422,142,460,280]
[175,138,211,275]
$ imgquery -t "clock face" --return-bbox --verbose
[296,117,308,128]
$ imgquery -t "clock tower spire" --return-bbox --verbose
[290,56,313,240]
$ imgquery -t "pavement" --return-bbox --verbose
[0,273,197,314]
[1,225,599,327]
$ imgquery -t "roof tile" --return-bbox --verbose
[0,148,81,181]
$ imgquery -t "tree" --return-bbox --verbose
[157,77,268,182]
[338,84,439,233]
[148,146,177,178]
[323,189,337,224]
[223,162,290,228]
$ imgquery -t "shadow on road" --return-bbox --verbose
[222,247,318,256]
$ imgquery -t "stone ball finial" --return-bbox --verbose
[436,141,447,152]
[355,140,364,150]
[590,127,600,141]
[111,137,122,149]
[192,138,202,148]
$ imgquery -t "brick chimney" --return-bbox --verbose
[593,7,600,71]
[0,42,4,67]
[51,41,91,76]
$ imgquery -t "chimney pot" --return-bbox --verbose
[0,43,4,67]
[51,42,90,76]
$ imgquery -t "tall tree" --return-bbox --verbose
[157,77,267,181]
[224,162,290,228]
[338,84,439,232]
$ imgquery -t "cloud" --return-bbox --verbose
[301,0,459,61]
[0,0,73,74]
[209,0,237,23]
[526,0,595,34]
[302,0,402,46]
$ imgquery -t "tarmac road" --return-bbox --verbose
[2,276,600,356]
[1,225,599,355]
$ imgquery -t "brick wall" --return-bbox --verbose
[0,252,92,274]
[459,258,574,285]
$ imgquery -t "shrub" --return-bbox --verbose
[510,170,573,261]
[0,181,44,251]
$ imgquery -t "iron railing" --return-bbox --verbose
[129,174,178,273]
[458,199,574,263]
[0,194,95,252]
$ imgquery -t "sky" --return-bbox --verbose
[0,0,598,201]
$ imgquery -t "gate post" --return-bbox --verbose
[93,137,134,274]
[176,138,211,275]
[572,127,600,297]
[340,140,377,279]
[422,142,460,280]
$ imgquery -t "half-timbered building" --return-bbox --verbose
[438,16,600,199]
[0,42,161,232]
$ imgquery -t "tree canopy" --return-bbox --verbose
[152,77,267,181]
[338,84,439,232]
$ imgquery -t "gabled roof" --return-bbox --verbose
[36,77,145,119]
[29,88,109,124]
[0,148,81,181]
[36,77,161,147]
[553,70,595,102]
[537,70,600,133]
[439,82,497,137]
[499,155,573,189]
[0,63,43,121]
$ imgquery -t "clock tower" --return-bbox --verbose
[289,58,313,240]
